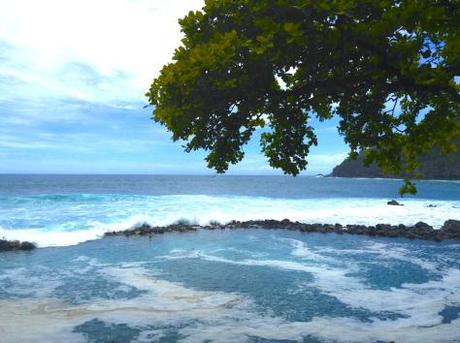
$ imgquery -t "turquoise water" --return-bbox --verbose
[1,230,459,342]
[0,175,460,342]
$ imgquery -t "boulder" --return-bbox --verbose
[20,241,36,250]
[441,220,460,239]
[0,239,36,252]
[387,200,403,206]
[414,221,433,230]
[442,219,460,232]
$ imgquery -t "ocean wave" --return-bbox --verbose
[1,195,459,247]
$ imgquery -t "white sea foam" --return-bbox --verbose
[2,261,459,343]
[3,228,456,341]
[0,227,108,247]
[1,195,459,247]
[0,266,64,297]
[150,240,460,342]
[278,237,338,264]
[0,265,253,343]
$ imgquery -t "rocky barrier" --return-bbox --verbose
[105,219,460,241]
[0,239,36,252]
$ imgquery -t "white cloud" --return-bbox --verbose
[0,157,211,174]
[0,129,173,154]
[0,1,350,174]
[0,0,204,106]
[0,134,57,150]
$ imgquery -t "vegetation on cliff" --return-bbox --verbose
[331,141,460,180]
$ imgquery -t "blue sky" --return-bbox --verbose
[0,0,348,175]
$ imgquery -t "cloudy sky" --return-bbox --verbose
[0,0,347,174]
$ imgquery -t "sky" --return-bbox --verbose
[0,0,348,175]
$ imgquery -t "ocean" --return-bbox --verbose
[1,175,460,247]
[0,175,459,342]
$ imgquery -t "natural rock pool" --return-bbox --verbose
[1,229,459,343]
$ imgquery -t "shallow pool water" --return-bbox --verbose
[0,229,459,342]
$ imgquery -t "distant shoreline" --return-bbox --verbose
[330,143,460,181]
[325,175,460,183]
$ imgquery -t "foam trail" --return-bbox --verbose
[155,243,460,337]
[2,264,459,343]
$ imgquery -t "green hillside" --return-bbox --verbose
[331,142,460,180]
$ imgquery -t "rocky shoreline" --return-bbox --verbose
[0,239,36,252]
[2,219,458,253]
[105,219,460,241]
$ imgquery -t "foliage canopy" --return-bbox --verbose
[147,0,460,194]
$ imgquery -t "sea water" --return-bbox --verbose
[0,175,459,342]
[1,175,459,247]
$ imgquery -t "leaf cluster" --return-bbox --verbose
[147,0,460,194]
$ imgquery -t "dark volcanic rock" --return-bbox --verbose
[387,200,403,206]
[103,219,460,242]
[414,221,433,230]
[442,219,460,232]
[20,241,36,250]
[0,239,36,252]
[441,220,460,240]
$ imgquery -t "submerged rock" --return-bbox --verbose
[0,239,36,252]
